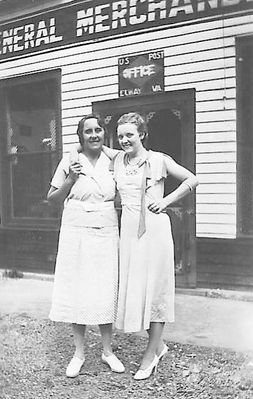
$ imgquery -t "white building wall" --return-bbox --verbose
[0,13,253,239]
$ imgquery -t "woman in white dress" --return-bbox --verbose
[48,114,125,378]
[104,112,198,380]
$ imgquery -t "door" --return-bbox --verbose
[237,36,253,237]
[93,90,196,287]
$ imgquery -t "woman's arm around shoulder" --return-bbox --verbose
[102,145,121,160]
[69,143,120,160]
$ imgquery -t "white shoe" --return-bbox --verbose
[157,344,168,361]
[134,355,159,380]
[66,355,85,378]
[102,353,125,373]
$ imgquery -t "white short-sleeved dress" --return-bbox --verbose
[113,151,175,333]
[49,152,119,325]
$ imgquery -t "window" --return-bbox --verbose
[237,37,253,236]
[0,70,62,227]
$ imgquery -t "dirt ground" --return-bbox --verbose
[1,314,253,399]
[2,278,253,352]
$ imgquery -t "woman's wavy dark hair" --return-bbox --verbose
[117,112,148,145]
[76,114,106,146]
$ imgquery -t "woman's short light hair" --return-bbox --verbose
[117,112,148,143]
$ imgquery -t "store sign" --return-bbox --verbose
[0,0,253,60]
[118,51,164,97]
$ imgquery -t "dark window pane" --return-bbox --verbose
[1,74,61,224]
[6,79,57,155]
[11,153,58,218]
[147,108,182,196]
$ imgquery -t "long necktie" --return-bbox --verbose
[138,157,151,239]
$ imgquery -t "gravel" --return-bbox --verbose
[1,314,253,399]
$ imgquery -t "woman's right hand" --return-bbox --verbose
[68,161,82,181]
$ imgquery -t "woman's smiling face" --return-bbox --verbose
[117,123,144,155]
[81,118,104,152]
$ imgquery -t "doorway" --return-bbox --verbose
[237,36,253,237]
[93,90,196,287]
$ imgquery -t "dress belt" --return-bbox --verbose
[66,199,115,212]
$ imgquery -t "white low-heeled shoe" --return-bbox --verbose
[157,344,168,361]
[102,353,125,373]
[133,355,159,380]
[66,355,85,378]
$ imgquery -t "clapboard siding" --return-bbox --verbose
[196,120,236,132]
[197,152,236,163]
[62,68,118,87]
[197,99,236,112]
[197,88,235,101]
[196,163,236,173]
[197,142,236,152]
[197,214,236,224]
[197,224,236,236]
[166,57,236,75]
[0,14,252,239]
[196,132,236,143]
[170,77,236,92]
[197,203,235,213]
[198,174,236,184]
[58,47,236,82]
[196,193,236,203]
[198,183,236,194]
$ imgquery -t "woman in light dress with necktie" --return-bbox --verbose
[104,112,198,380]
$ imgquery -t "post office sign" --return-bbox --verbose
[118,50,164,97]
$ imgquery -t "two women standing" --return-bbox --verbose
[48,112,198,380]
